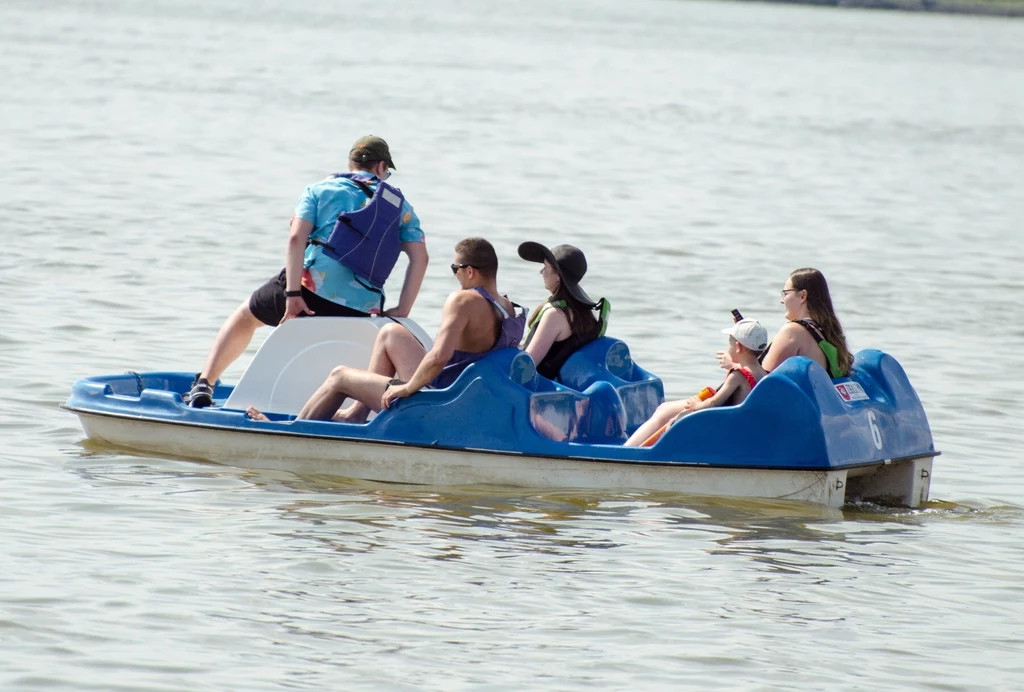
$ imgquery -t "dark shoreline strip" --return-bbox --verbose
[749,0,1024,18]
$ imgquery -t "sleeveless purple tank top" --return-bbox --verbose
[429,288,526,389]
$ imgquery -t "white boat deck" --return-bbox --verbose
[223,316,432,415]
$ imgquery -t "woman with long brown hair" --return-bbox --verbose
[759,267,853,378]
[517,242,609,380]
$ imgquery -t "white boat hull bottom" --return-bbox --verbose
[78,414,933,509]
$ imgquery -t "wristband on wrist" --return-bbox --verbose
[284,289,303,298]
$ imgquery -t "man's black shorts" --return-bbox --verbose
[248,269,371,326]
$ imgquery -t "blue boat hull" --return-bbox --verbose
[64,335,937,507]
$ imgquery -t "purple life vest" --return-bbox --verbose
[316,173,406,290]
[430,288,527,389]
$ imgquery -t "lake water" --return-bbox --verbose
[2,0,1023,689]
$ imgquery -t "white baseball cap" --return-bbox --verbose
[721,318,768,352]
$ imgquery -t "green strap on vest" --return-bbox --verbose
[762,321,846,379]
[523,297,610,346]
[596,298,610,337]
[527,299,566,329]
[523,299,564,347]
[818,339,844,379]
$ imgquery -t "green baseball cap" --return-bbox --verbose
[349,135,396,170]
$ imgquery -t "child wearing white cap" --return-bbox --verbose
[715,318,769,395]
[625,318,768,447]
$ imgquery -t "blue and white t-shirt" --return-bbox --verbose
[294,172,424,312]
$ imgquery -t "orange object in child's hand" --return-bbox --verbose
[697,386,716,401]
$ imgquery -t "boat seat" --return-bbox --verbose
[368,347,627,447]
[436,347,558,394]
[528,380,627,444]
[447,349,628,444]
[480,347,630,444]
[556,337,664,435]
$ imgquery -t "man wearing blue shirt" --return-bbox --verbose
[187,136,429,408]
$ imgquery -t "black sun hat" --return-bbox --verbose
[517,241,597,308]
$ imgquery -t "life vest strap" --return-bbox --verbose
[305,178,375,250]
[596,298,610,337]
[794,319,844,378]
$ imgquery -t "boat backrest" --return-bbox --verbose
[656,350,934,467]
[556,337,664,434]
[820,350,934,463]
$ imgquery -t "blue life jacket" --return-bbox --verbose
[314,173,406,290]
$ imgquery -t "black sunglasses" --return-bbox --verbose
[450,263,475,275]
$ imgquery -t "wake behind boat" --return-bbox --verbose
[63,317,937,509]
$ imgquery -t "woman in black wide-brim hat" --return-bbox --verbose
[517,241,610,380]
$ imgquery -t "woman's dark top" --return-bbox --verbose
[536,333,588,380]
[524,298,609,380]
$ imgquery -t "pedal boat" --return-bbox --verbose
[63,317,938,508]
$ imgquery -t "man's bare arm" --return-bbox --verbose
[384,241,429,318]
[282,217,315,322]
[382,292,471,406]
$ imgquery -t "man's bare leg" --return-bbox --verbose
[297,366,393,421]
[199,301,264,383]
[245,406,269,422]
[335,322,428,423]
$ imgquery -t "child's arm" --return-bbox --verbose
[685,370,744,413]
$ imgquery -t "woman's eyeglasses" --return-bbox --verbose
[781,289,800,297]
[451,263,475,275]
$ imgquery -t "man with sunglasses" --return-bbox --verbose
[187,136,428,408]
[246,237,526,424]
